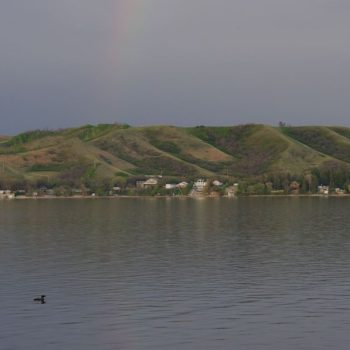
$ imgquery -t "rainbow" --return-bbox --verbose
[115,0,146,40]
[110,0,148,61]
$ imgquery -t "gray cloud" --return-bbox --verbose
[1,0,350,134]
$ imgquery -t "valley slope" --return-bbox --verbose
[1,124,350,190]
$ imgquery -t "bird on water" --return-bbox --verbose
[33,295,46,304]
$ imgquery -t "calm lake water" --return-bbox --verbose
[1,197,350,349]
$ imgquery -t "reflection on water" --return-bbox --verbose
[1,197,350,349]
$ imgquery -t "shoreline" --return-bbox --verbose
[2,193,350,200]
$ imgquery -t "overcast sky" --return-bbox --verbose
[1,0,350,134]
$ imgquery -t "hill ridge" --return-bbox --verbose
[1,124,350,193]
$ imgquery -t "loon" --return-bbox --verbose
[33,295,46,303]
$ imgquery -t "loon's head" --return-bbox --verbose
[34,295,46,303]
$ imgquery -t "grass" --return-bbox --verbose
[330,127,350,140]
[282,126,350,163]
[2,123,350,184]
[76,124,128,141]
[28,163,67,172]
[4,129,57,146]
[142,126,234,174]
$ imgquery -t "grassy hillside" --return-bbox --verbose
[1,123,350,191]
[281,126,350,163]
[188,125,332,176]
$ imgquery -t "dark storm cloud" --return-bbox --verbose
[1,0,350,134]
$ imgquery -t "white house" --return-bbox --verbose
[165,184,177,190]
[112,186,121,192]
[137,178,159,189]
[0,190,14,199]
[177,182,188,188]
[318,185,329,195]
[193,179,207,192]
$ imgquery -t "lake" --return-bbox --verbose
[1,197,350,349]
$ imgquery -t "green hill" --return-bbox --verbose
[1,123,350,193]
